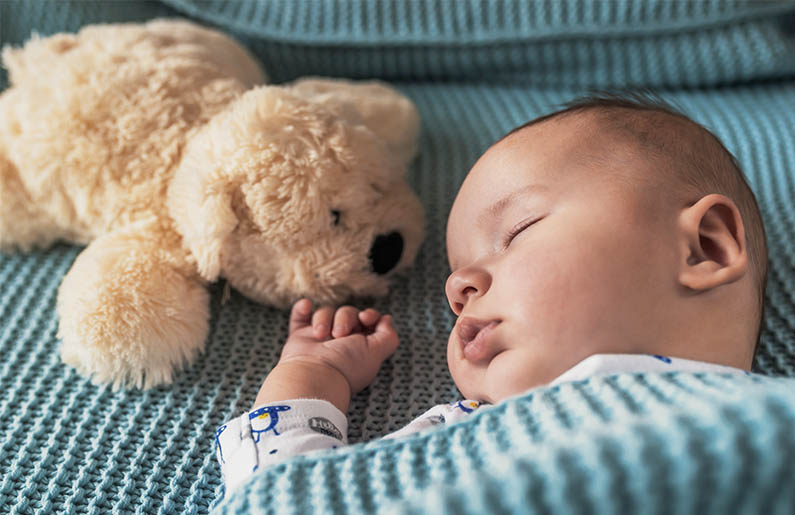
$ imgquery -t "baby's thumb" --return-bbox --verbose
[368,315,399,358]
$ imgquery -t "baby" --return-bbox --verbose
[214,93,768,492]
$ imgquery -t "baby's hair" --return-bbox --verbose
[503,91,768,365]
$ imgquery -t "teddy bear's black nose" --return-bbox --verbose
[369,231,403,275]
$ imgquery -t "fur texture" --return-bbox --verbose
[0,19,424,389]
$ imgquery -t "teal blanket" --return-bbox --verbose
[214,372,795,514]
[1,1,794,514]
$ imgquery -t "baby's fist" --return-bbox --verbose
[279,299,399,394]
[294,300,381,340]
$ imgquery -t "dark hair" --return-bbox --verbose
[502,91,768,365]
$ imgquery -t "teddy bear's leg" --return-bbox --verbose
[56,225,210,390]
[0,143,62,251]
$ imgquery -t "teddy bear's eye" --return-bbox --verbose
[370,183,385,194]
[330,209,341,226]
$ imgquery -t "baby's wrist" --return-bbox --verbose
[253,359,351,414]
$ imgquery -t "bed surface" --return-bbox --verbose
[1,2,794,513]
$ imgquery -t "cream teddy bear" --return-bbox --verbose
[0,19,424,389]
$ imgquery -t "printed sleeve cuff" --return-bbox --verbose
[214,398,349,493]
[246,398,348,442]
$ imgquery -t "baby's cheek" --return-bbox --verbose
[445,338,462,383]
[485,353,526,400]
[446,341,479,399]
[486,350,558,401]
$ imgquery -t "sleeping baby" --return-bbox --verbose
[214,93,767,492]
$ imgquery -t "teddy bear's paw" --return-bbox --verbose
[57,232,212,390]
[60,341,181,391]
[58,279,211,390]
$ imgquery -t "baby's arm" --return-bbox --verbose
[215,299,399,492]
[253,298,398,413]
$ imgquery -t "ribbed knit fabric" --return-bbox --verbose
[157,0,795,86]
[1,1,795,514]
[213,372,795,514]
[2,1,795,87]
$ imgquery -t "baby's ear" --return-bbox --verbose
[167,158,238,283]
[677,193,748,291]
[286,77,421,167]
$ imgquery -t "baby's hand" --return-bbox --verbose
[277,298,399,395]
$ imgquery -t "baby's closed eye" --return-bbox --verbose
[502,215,543,249]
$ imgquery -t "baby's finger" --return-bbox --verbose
[312,306,334,340]
[358,309,381,328]
[366,315,399,358]
[332,306,362,338]
[289,298,313,334]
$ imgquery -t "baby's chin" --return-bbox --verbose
[449,358,511,404]
[450,374,485,403]
[449,344,553,404]
[454,378,498,404]
[472,387,525,405]
[467,372,558,405]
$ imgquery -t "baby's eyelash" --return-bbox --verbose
[501,217,539,249]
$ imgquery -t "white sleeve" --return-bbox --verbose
[381,399,484,440]
[214,398,348,493]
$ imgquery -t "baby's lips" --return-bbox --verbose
[459,320,501,362]
[456,316,500,346]
[457,323,481,345]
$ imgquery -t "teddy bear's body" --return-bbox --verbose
[0,20,424,389]
[0,20,264,249]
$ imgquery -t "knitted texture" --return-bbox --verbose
[213,372,795,514]
[1,1,795,514]
[161,0,795,85]
[2,1,794,87]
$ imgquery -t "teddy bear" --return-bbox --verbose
[0,19,424,390]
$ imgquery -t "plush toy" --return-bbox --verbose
[0,19,424,389]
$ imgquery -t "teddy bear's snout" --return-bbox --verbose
[369,231,403,275]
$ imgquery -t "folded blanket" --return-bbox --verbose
[211,371,795,514]
[159,0,795,86]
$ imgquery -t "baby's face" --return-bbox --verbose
[445,115,677,403]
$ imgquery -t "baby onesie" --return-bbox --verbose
[215,353,748,492]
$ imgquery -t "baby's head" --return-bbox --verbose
[444,93,768,403]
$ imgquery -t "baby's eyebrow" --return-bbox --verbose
[477,183,548,230]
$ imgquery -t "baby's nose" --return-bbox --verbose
[445,266,491,315]
[369,231,403,275]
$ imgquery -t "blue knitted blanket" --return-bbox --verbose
[213,371,795,514]
[1,1,794,514]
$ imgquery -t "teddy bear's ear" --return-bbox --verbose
[287,78,421,167]
[168,166,238,283]
[2,33,79,87]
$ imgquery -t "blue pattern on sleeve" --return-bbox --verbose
[215,425,227,464]
[453,400,480,413]
[249,405,291,441]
